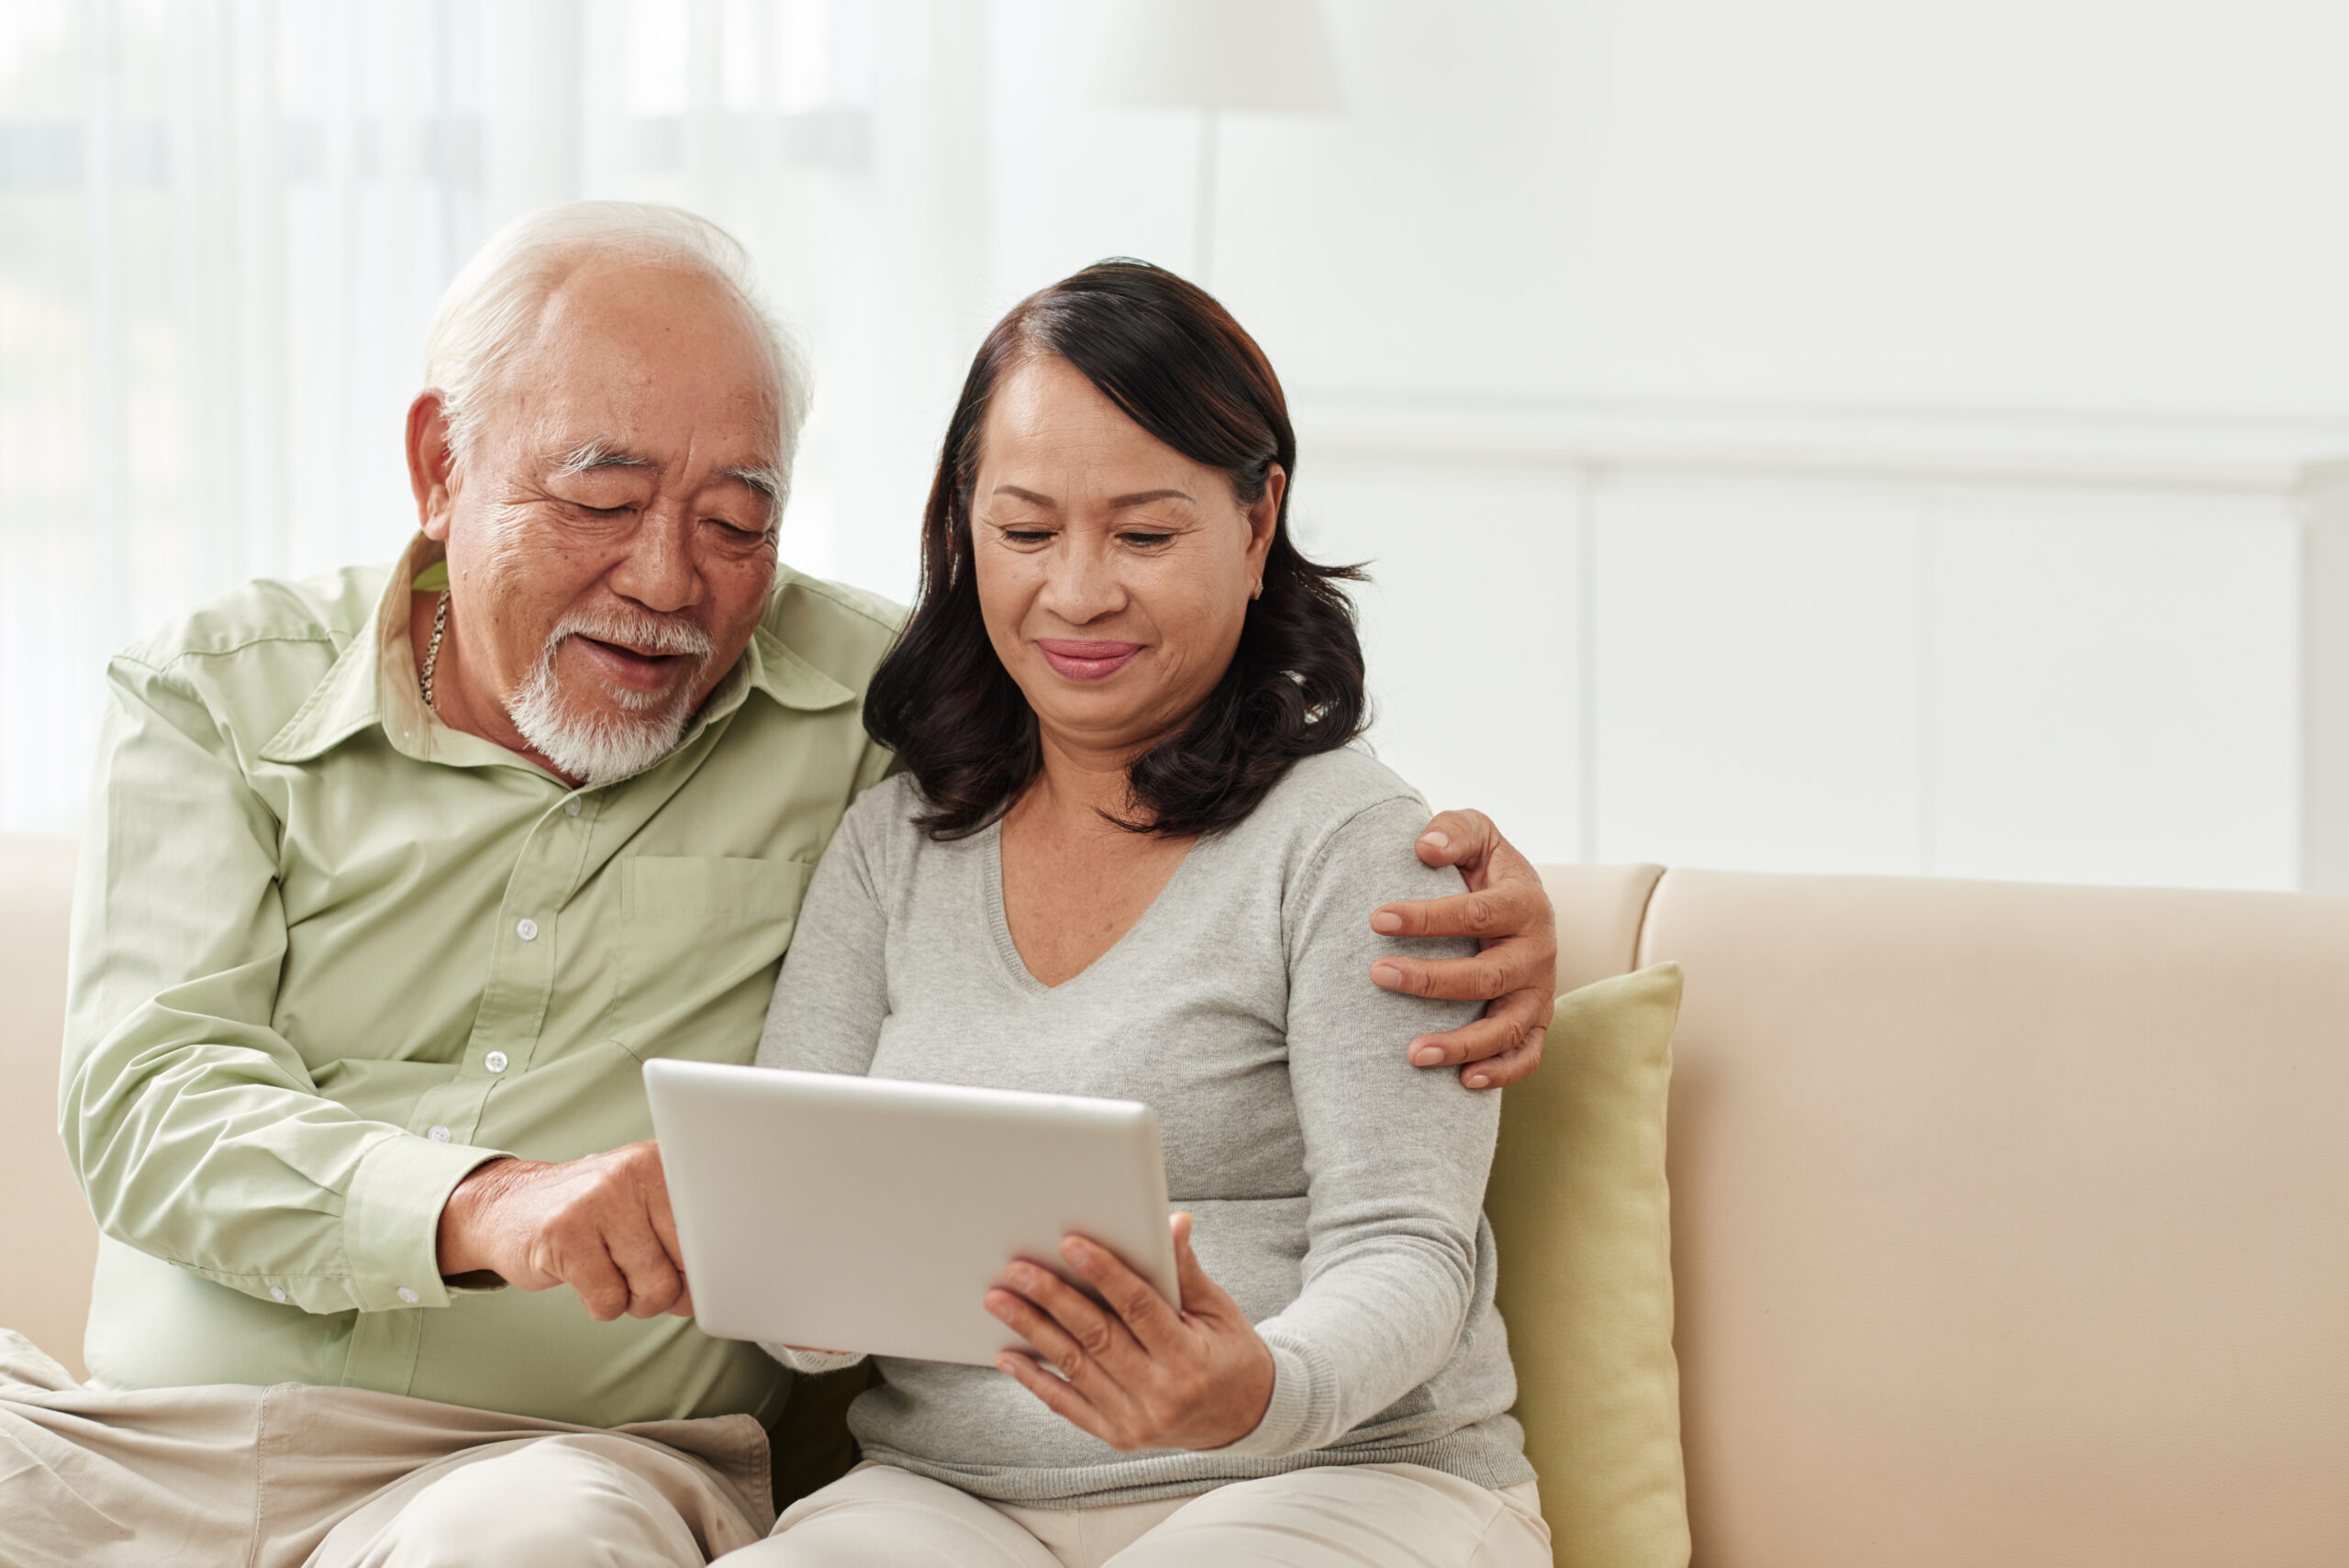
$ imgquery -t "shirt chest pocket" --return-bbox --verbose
[613,855,815,1060]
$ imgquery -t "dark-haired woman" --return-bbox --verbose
[736,263,1549,1567]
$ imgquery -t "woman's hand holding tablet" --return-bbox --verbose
[986,1211,1275,1452]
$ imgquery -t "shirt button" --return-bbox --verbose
[563,798,582,817]
[484,1051,509,1074]
[396,1286,420,1305]
[270,1286,287,1303]
[516,917,539,941]
[428,1125,451,1142]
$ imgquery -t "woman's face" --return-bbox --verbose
[970,353,1281,763]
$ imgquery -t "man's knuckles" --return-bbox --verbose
[1455,892,1505,939]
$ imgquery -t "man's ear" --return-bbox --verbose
[406,392,461,541]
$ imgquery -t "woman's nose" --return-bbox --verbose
[1039,542,1125,624]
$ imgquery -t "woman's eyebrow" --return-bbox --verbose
[990,484,1192,507]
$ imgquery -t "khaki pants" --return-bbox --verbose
[0,1330,771,1566]
[733,1458,1553,1568]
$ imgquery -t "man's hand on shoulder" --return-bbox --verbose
[1368,808,1559,1091]
[434,1141,694,1321]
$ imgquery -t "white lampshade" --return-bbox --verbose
[1095,0,1346,114]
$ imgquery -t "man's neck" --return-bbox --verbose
[406,588,586,787]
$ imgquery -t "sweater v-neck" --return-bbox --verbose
[981,818,1202,995]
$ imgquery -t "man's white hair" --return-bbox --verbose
[421,201,813,500]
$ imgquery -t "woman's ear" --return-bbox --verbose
[406,392,462,542]
[1246,464,1286,569]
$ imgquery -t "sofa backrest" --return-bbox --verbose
[1544,863,2349,1567]
[13,840,2345,1561]
[0,832,95,1381]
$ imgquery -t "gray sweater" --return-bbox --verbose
[754,748,1531,1507]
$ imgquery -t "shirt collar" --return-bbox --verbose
[262,535,854,767]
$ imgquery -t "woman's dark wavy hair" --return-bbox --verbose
[863,259,1368,840]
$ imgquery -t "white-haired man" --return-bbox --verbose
[1,203,1559,1564]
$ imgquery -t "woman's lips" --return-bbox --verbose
[1036,639,1143,681]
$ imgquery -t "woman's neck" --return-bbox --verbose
[1017,727,1163,836]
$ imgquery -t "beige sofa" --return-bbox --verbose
[6,832,2346,1563]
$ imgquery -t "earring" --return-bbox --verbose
[1250,579,1264,601]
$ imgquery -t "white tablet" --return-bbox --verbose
[643,1059,1178,1366]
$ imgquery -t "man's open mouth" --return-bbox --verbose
[573,634,694,689]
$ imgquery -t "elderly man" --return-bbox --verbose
[1,202,1558,1565]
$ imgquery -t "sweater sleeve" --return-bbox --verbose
[752,785,899,1371]
[756,785,896,1077]
[1218,795,1493,1458]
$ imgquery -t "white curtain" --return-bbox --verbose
[0,0,993,830]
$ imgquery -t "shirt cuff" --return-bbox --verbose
[1216,1335,1335,1457]
[343,1132,509,1312]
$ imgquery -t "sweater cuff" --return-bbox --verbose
[761,1342,868,1375]
[343,1132,509,1312]
[1216,1335,1334,1457]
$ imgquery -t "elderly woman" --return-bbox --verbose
[739,262,1547,1567]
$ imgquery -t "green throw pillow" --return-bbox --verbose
[1487,963,1690,1568]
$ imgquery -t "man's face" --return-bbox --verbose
[418,261,784,783]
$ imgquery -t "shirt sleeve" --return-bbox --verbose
[1218,795,1494,1458]
[755,789,895,1077]
[60,653,507,1317]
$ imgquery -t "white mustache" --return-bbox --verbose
[548,606,716,662]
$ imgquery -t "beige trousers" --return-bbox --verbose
[0,1329,771,1567]
[730,1459,1553,1568]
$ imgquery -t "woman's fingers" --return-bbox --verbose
[1059,1234,1184,1348]
[986,1285,1090,1374]
[996,1350,1128,1450]
[1165,1212,1238,1322]
[985,1283,1148,1440]
[990,1220,1276,1452]
[989,1262,1146,1388]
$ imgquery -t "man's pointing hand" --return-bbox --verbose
[434,1141,694,1321]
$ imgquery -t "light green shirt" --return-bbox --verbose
[61,535,901,1428]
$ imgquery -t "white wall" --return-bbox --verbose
[991,0,2349,417]
[8,0,2348,885]
[983,0,2349,887]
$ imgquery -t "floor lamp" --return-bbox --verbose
[1095,0,1346,291]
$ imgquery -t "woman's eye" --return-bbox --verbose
[1119,531,1174,548]
[1001,528,1053,545]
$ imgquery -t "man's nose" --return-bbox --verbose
[1038,539,1125,625]
[607,506,700,615]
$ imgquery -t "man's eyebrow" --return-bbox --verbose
[550,439,655,478]
[722,466,783,501]
[549,443,779,503]
[989,485,1192,508]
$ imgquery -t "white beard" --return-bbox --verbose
[505,606,717,784]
